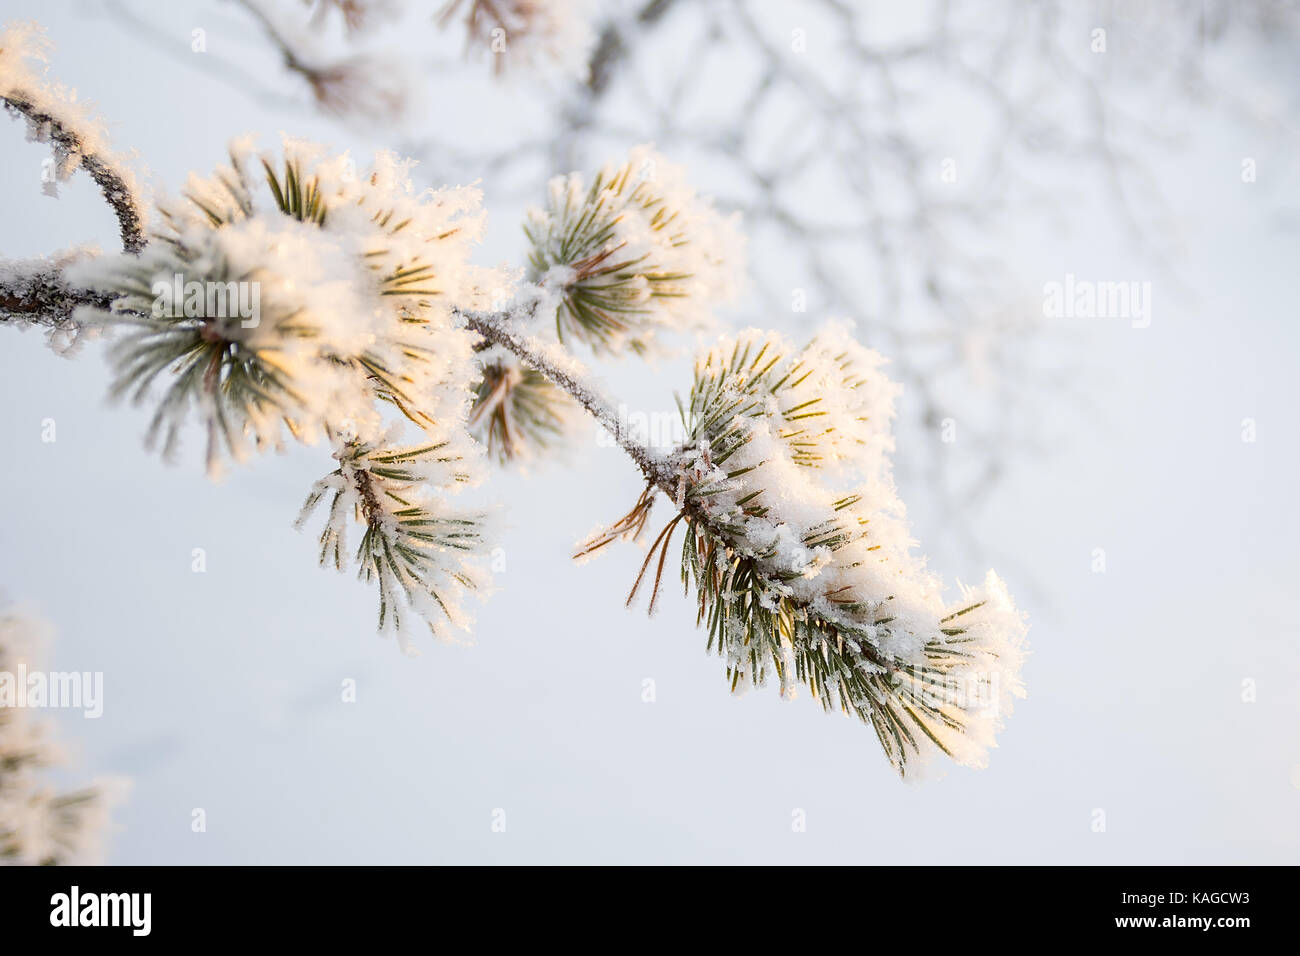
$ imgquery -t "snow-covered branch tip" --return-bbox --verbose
[0,19,1027,774]
[524,145,744,357]
[598,328,1027,776]
[0,22,146,253]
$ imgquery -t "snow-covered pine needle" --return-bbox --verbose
[62,135,511,647]
[468,349,575,464]
[70,137,501,477]
[296,434,492,653]
[524,145,744,356]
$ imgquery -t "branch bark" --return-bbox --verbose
[0,259,112,327]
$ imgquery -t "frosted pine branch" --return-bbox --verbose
[0,23,1028,774]
[0,23,146,253]
[0,251,109,335]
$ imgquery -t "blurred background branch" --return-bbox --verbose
[140,0,1295,571]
